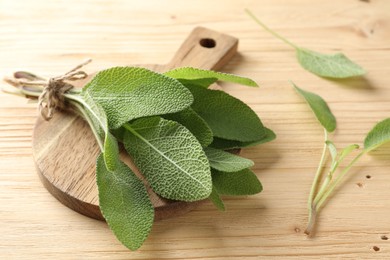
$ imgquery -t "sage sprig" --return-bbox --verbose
[4,64,275,250]
[246,9,366,79]
[293,82,390,235]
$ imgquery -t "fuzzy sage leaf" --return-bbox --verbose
[296,48,365,78]
[325,140,338,165]
[188,84,266,142]
[364,118,390,152]
[123,117,212,202]
[246,9,365,79]
[293,82,336,133]
[82,67,194,129]
[163,108,213,147]
[205,147,254,172]
[209,185,225,211]
[212,169,262,196]
[211,128,276,149]
[165,67,258,87]
[339,144,360,162]
[176,78,218,88]
[96,154,154,251]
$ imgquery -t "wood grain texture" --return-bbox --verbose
[32,26,238,221]
[1,0,390,259]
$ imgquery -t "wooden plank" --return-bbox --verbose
[0,0,389,259]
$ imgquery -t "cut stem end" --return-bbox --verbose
[305,205,317,237]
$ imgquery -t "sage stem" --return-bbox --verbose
[245,9,299,49]
[315,151,365,211]
[313,169,334,206]
[71,101,104,151]
[305,129,328,235]
[308,129,328,214]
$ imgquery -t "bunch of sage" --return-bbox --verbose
[292,83,390,235]
[4,63,275,250]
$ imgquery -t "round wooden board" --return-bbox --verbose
[32,27,239,221]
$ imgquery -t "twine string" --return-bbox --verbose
[4,59,91,120]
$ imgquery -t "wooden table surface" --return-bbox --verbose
[1,0,389,259]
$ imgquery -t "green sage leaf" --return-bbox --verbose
[293,83,336,133]
[246,9,365,79]
[96,154,154,251]
[82,66,193,129]
[162,108,213,147]
[331,143,360,172]
[188,85,265,142]
[164,67,258,87]
[325,140,339,172]
[212,169,262,196]
[296,48,365,79]
[209,185,225,211]
[339,144,360,161]
[205,147,254,172]
[177,78,218,88]
[210,127,276,149]
[364,118,390,152]
[123,117,212,202]
[325,140,338,163]
[111,127,126,143]
[103,131,120,171]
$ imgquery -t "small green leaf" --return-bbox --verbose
[177,78,218,88]
[205,147,254,172]
[325,140,338,163]
[164,67,258,87]
[364,118,390,152]
[209,185,225,211]
[212,169,262,196]
[111,127,126,143]
[339,144,360,162]
[325,140,339,172]
[210,127,276,149]
[103,131,120,171]
[245,9,365,79]
[123,117,212,202]
[96,154,154,251]
[82,67,193,129]
[162,108,213,147]
[296,48,365,79]
[188,85,265,142]
[293,83,336,133]
[327,142,359,173]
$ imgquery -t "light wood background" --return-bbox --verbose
[1,0,390,259]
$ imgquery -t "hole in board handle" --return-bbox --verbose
[199,38,216,48]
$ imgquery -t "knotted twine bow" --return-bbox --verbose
[4,59,91,120]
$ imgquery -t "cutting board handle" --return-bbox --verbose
[167,27,238,70]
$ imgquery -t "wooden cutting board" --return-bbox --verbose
[32,27,238,221]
